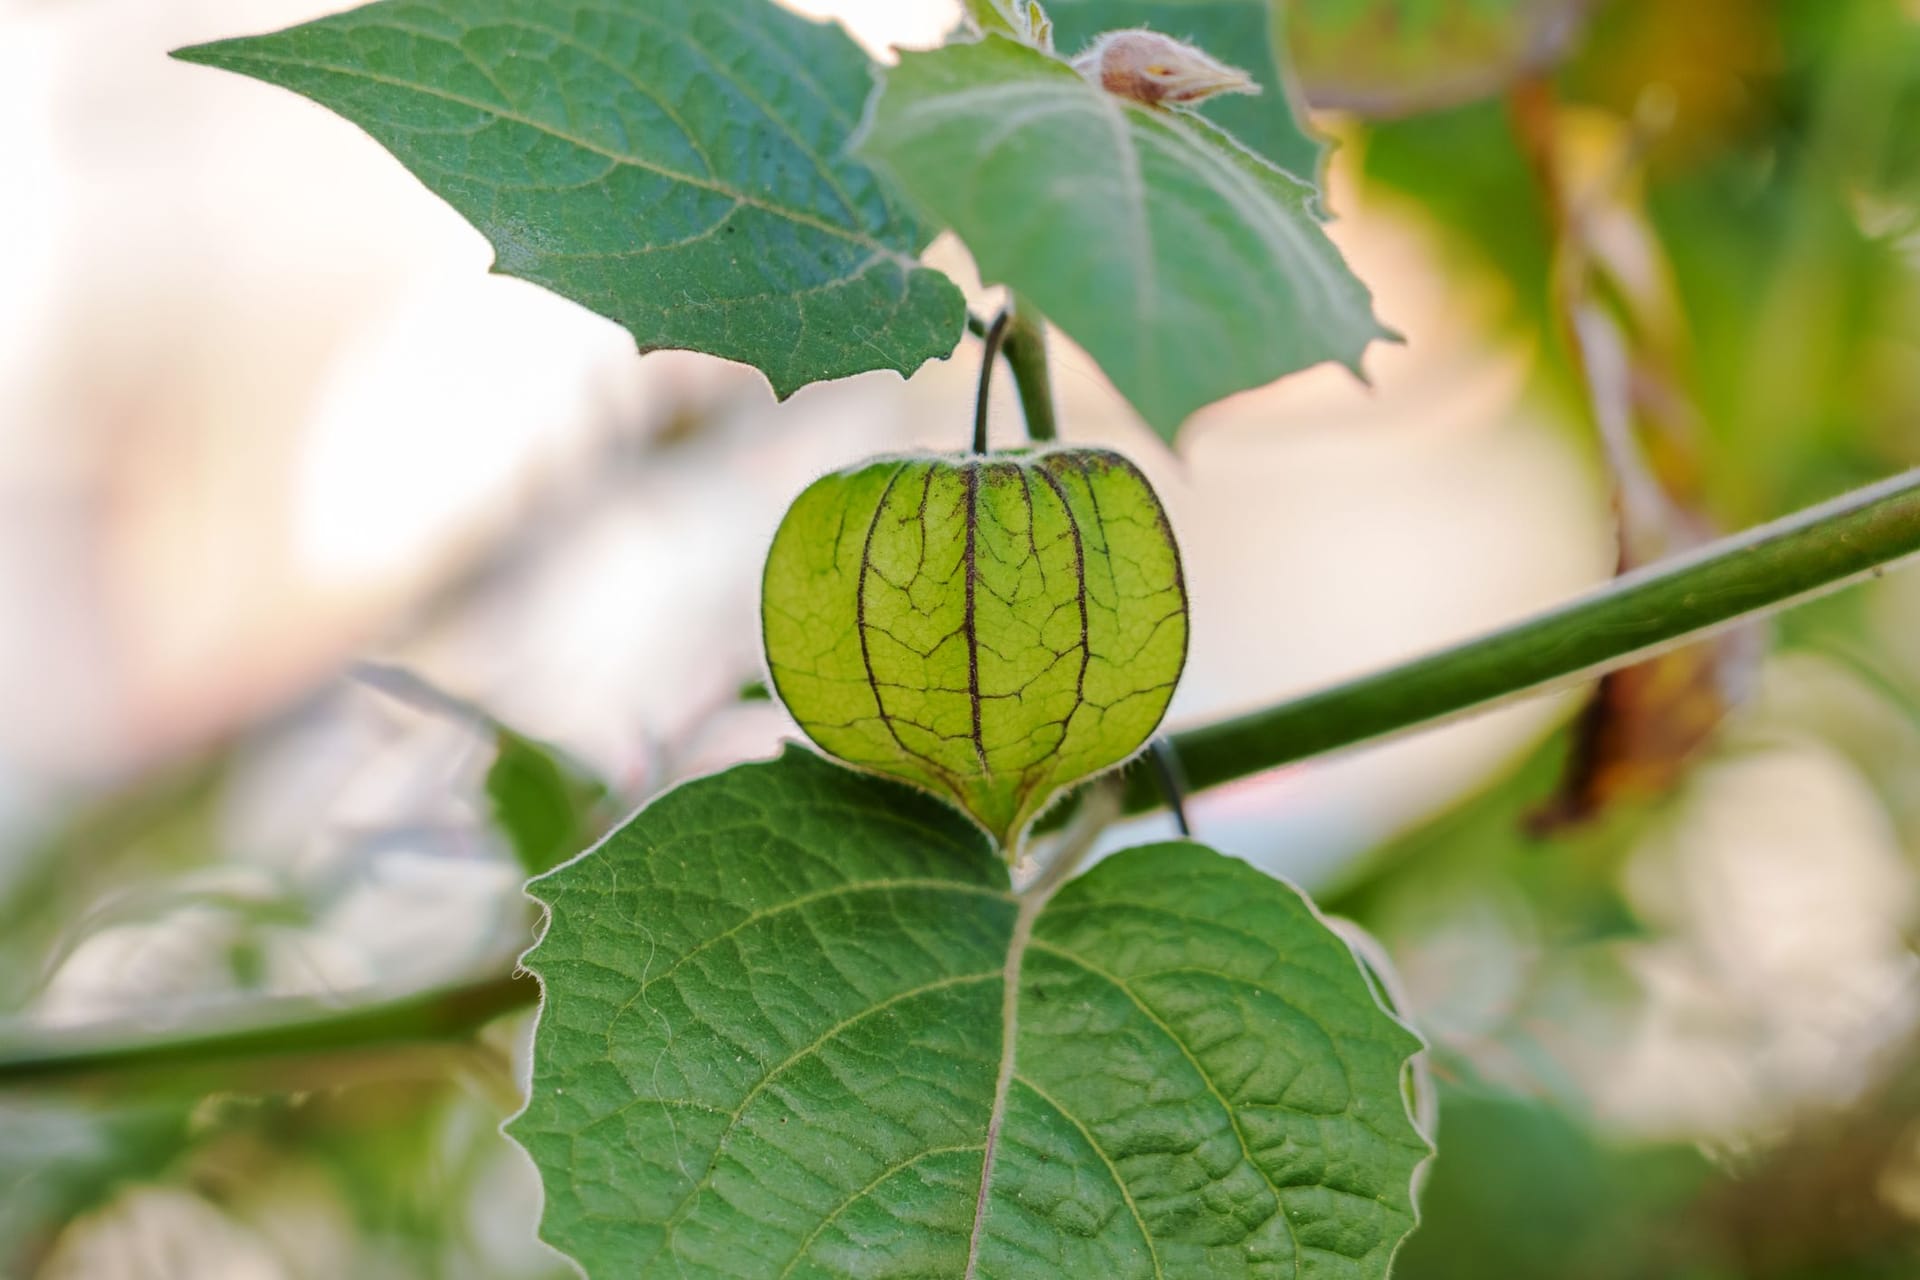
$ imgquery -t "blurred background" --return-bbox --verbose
[3,0,1920,1275]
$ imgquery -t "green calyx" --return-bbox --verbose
[763,447,1189,850]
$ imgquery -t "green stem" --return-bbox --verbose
[968,302,1057,444]
[972,308,1014,454]
[1131,465,1920,813]
[1001,303,1058,443]
[10,468,1920,1085]
[0,972,536,1089]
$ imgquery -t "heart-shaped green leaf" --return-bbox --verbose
[762,448,1188,848]
[510,747,1428,1278]
[857,36,1390,440]
[174,0,967,397]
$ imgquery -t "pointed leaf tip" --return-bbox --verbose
[860,36,1389,440]
[169,0,967,397]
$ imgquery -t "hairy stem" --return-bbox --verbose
[1001,303,1058,443]
[968,302,1057,445]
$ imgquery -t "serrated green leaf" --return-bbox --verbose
[857,36,1389,440]
[511,747,1427,1278]
[762,448,1188,849]
[173,0,966,397]
[1045,0,1323,178]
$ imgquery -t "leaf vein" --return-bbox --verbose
[1026,937,1306,1274]
[659,969,1003,1252]
[204,47,915,264]
[1011,1072,1164,1279]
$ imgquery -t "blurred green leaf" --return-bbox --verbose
[1322,731,1650,948]
[1045,0,1324,177]
[0,1101,191,1269]
[859,36,1388,438]
[1293,0,1590,116]
[1394,1091,1721,1280]
[0,753,236,1012]
[1632,0,1920,517]
[485,730,609,878]
[1358,99,1555,333]
[963,0,1056,46]
[173,0,967,398]
[511,747,1426,1277]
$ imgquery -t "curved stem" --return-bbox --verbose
[1129,465,1920,813]
[0,972,537,1090]
[969,303,1059,445]
[1146,738,1193,837]
[972,307,1014,454]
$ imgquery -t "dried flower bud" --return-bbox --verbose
[1072,29,1260,106]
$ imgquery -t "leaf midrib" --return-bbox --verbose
[600,875,1012,1063]
[187,47,919,265]
[1028,936,1308,1268]
[874,63,1162,402]
[964,869,1045,1279]
[1012,1071,1164,1276]
[658,968,1004,1258]
[962,877,1333,1279]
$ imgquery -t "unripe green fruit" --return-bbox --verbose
[762,447,1188,848]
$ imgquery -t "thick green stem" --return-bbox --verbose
[1133,466,1920,813]
[9,469,1920,1085]
[0,973,536,1090]
[1001,304,1058,443]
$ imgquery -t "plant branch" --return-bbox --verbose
[1130,466,1920,813]
[12,470,1920,1085]
[0,972,537,1091]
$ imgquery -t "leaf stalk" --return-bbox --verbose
[972,307,1014,453]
